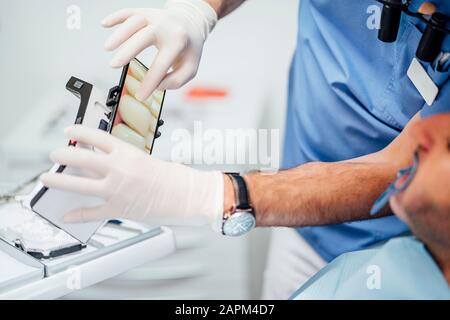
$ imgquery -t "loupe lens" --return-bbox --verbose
[416,13,448,62]
[378,0,403,43]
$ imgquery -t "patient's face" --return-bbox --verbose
[390,114,450,243]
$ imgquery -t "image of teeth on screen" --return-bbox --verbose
[111,59,164,153]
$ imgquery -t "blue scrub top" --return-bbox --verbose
[291,236,450,300]
[284,0,450,262]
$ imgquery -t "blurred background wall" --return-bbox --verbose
[0,0,299,299]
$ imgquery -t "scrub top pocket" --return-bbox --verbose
[374,22,426,130]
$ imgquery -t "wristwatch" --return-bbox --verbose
[222,173,256,237]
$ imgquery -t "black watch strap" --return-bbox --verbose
[227,173,252,211]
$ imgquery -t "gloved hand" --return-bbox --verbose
[103,0,218,101]
[40,125,224,231]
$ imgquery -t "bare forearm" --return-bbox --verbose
[243,161,397,227]
[222,114,420,228]
[205,0,246,18]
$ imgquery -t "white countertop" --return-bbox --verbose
[0,202,176,300]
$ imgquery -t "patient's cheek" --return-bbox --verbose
[425,160,450,210]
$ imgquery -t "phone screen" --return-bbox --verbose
[111,58,165,154]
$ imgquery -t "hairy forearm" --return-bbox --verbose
[205,0,246,18]
[243,161,397,227]
[222,114,420,228]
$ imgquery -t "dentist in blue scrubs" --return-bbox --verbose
[279,0,450,297]
[43,0,450,299]
[271,0,450,298]
[239,0,447,298]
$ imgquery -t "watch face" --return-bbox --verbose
[223,212,256,237]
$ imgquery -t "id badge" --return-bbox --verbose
[407,58,439,106]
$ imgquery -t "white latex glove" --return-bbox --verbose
[103,0,218,101]
[40,125,224,232]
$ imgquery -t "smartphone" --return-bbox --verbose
[110,58,166,154]
[29,60,165,244]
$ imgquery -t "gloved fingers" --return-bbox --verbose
[104,15,149,51]
[64,125,117,153]
[40,172,105,197]
[63,205,112,224]
[135,47,183,100]
[110,27,156,68]
[158,61,198,90]
[50,147,109,176]
[101,8,143,28]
